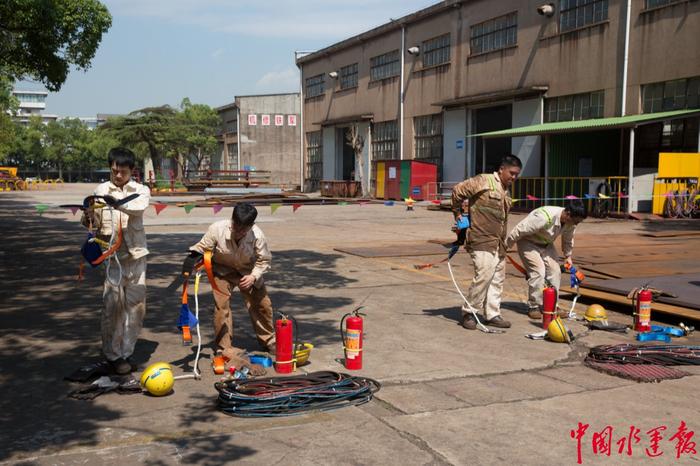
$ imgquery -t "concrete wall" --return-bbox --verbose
[511,97,542,177]
[443,108,467,183]
[298,0,700,192]
[237,94,301,187]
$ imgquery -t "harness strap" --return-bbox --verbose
[202,250,222,294]
[90,222,123,266]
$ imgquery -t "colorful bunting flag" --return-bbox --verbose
[69,207,80,216]
[212,204,224,215]
[292,203,302,213]
[35,204,49,215]
[584,194,596,199]
[358,201,369,207]
[526,194,539,201]
[384,201,394,206]
[338,201,348,206]
[154,203,168,215]
[565,195,578,200]
[183,204,195,214]
[270,203,281,214]
[598,193,610,199]
[431,200,441,205]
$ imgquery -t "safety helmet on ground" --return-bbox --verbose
[584,304,608,322]
[547,317,574,343]
[140,362,174,396]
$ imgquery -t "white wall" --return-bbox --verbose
[511,98,542,177]
[443,108,467,183]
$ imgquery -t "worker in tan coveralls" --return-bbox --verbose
[83,147,151,375]
[187,203,274,373]
[451,155,522,330]
[505,200,587,319]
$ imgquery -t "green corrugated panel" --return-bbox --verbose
[400,160,411,198]
[474,109,700,138]
[549,130,620,177]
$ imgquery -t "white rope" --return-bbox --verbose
[174,270,202,380]
[447,258,504,334]
[104,205,122,287]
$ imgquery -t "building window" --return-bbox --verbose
[422,34,450,67]
[305,74,325,98]
[470,12,517,55]
[414,114,443,174]
[226,143,238,170]
[642,77,700,113]
[544,91,604,122]
[645,0,684,8]
[371,120,399,161]
[370,50,400,81]
[340,63,358,90]
[560,0,608,32]
[306,131,323,191]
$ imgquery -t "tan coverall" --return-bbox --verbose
[190,220,274,358]
[451,172,512,321]
[89,180,150,362]
[505,206,576,311]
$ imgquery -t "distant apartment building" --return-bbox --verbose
[11,90,58,125]
[296,0,700,211]
[216,93,301,188]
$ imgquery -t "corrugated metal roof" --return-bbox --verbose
[473,109,700,139]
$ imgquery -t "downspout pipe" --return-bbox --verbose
[400,24,405,160]
[621,0,632,116]
[236,104,241,171]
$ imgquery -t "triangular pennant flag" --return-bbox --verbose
[431,200,441,205]
[384,201,394,206]
[526,194,539,201]
[69,207,80,216]
[512,199,519,204]
[183,204,195,214]
[154,203,168,215]
[270,203,281,215]
[358,201,370,207]
[35,204,49,215]
[598,192,610,199]
[292,203,302,213]
[584,194,596,199]
[664,192,674,198]
[212,204,224,215]
[338,201,348,206]
[565,195,578,200]
[320,199,326,205]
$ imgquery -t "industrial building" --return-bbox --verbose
[296,0,700,211]
[215,93,301,188]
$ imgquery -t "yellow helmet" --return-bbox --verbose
[547,317,573,343]
[140,362,174,396]
[584,304,608,322]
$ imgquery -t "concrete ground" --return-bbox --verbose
[1,184,699,465]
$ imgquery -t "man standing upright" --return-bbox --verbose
[451,155,522,330]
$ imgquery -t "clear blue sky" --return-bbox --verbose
[19,0,437,118]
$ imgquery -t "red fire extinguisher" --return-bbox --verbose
[633,287,653,332]
[542,282,557,329]
[274,313,296,374]
[340,306,365,370]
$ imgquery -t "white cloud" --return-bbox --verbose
[254,67,299,93]
[211,48,225,59]
[105,0,437,39]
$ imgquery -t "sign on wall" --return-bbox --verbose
[261,115,270,126]
[248,114,257,126]
[274,115,284,126]
[288,115,297,126]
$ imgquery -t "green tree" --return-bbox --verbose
[44,118,89,179]
[169,98,220,176]
[7,116,49,175]
[0,76,18,160]
[0,0,112,92]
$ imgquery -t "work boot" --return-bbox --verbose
[486,315,511,328]
[110,358,132,375]
[461,313,477,330]
[528,309,543,320]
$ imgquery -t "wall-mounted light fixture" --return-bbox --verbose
[328,71,339,79]
[536,3,555,17]
[407,46,420,55]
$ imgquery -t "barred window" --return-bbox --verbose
[371,120,398,161]
[305,74,325,98]
[340,63,358,90]
[470,12,517,55]
[414,114,443,175]
[370,50,400,81]
[544,91,604,122]
[422,34,450,67]
[642,77,700,113]
[306,131,322,191]
[560,0,608,32]
[226,143,238,170]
